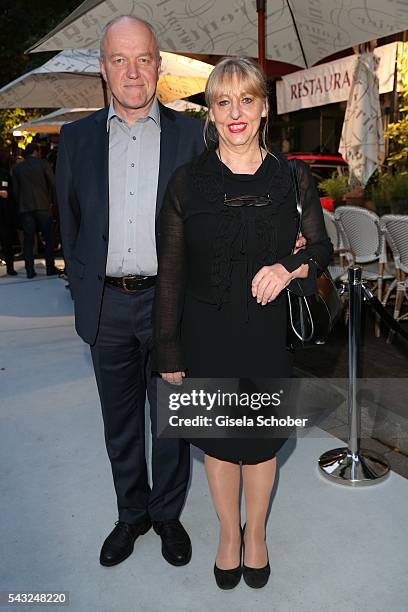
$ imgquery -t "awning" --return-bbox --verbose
[276,42,398,115]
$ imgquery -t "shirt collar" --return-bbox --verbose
[106,97,161,132]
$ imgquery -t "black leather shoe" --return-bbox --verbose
[6,267,17,276]
[213,525,243,590]
[153,520,192,566]
[214,562,242,590]
[242,560,270,588]
[46,266,62,276]
[99,517,152,567]
[26,270,37,279]
[242,525,270,589]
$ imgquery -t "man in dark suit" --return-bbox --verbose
[0,159,17,276]
[56,16,203,567]
[13,143,59,279]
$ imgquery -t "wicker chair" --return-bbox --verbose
[323,209,351,281]
[322,209,355,325]
[334,206,395,336]
[379,215,408,342]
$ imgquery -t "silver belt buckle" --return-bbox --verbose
[122,274,138,292]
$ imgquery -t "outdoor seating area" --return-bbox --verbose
[1,2,408,611]
[380,215,408,340]
[323,209,408,339]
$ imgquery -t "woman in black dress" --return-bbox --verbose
[153,57,332,589]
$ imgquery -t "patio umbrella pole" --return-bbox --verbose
[318,267,390,485]
[100,76,108,107]
[256,0,266,71]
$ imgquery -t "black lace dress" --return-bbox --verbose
[153,149,332,463]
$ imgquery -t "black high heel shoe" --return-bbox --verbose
[213,527,243,590]
[242,524,271,589]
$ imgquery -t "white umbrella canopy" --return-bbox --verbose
[165,100,205,113]
[14,100,205,133]
[339,49,385,186]
[27,0,408,68]
[14,107,101,133]
[155,52,212,103]
[0,49,213,108]
[0,50,103,108]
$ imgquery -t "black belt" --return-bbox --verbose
[105,274,156,292]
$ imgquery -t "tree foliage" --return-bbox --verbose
[0,0,83,89]
[385,42,408,171]
[0,109,44,148]
[0,1,83,149]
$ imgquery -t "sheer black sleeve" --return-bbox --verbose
[278,160,333,295]
[152,170,187,374]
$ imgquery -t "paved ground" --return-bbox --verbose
[294,307,408,378]
[294,303,408,477]
[1,260,408,612]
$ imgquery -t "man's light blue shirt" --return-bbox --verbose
[106,97,161,276]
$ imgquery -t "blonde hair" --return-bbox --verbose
[204,56,271,152]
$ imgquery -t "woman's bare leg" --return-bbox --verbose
[242,456,276,567]
[204,454,241,569]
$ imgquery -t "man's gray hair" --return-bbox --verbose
[99,15,160,60]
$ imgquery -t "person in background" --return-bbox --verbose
[0,151,17,276]
[12,143,60,279]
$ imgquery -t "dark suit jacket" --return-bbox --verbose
[56,103,204,345]
[13,156,55,213]
[0,168,14,226]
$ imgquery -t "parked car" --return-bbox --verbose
[287,153,348,211]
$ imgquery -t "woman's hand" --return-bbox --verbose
[252,262,309,305]
[294,233,306,253]
[161,371,185,385]
[252,264,293,305]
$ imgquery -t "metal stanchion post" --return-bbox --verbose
[318,267,390,485]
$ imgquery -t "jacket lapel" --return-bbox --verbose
[156,103,179,218]
[91,109,109,230]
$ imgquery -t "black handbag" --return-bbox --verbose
[287,160,343,348]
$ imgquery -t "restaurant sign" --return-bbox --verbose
[276,42,398,115]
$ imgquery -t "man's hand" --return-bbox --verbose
[161,371,185,385]
[0,190,7,199]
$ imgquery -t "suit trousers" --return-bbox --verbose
[0,220,14,268]
[90,283,190,524]
[20,209,55,273]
